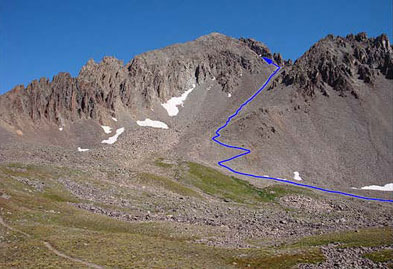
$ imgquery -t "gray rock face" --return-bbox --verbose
[3,32,390,127]
[239,37,286,66]
[216,33,393,192]
[272,33,393,97]
[0,33,267,125]
[238,37,273,58]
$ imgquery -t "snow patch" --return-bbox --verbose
[293,171,303,181]
[361,183,393,191]
[101,127,125,144]
[382,40,386,48]
[227,93,232,98]
[77,147,89,152]
[136,118,168,129]
[212,76,216,81]
[112,117,118,122]
[161,84,196,116]
[59,127,63,131]
[101,126,112,134]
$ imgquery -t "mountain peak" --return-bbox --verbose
[273,32,393,97]
[0,32,271,126]
[195,32,231,41]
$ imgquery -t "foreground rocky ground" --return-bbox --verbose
[0,159,392,268]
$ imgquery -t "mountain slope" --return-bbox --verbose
[214,32,393,193]
[0,32,392,198]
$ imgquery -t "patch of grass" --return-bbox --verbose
[46,230,238,268]
[184,162,265,203]
[0,239,82,268]
[138,173,202,198]
[42,192,76,203]
[1,163,54,181]
[232,248,325,269]
[154,158,174,168]
[256,184,313,201]
[291,227,393,248]
[41,180,79,203]
[183,162,311,204]
[363,249,393,263]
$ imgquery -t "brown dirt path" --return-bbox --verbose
[0,215,103,268]
[43,241,103,269]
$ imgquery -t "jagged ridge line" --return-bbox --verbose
[211,57,393,203]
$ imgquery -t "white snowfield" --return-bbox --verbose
[161,84,196,116]
[101,127,125,144]
[59,127,63,131]
[101,125,112,134]
[136,118,168,129]
[293,171,303,181]
[77,147,89,152]
[361,183,393,191]
[112,117,118,122]
[228,93,232,97]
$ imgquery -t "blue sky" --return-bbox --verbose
[0,0,391,94]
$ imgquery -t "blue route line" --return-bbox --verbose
[211,57,393,203]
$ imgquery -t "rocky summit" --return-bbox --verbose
[0,33,268,125]
[0,32,392,268]
[273,33,393,97]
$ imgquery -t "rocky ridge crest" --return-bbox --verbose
[0,33,271,125]
[1,32,391,127]
[271,32,393,98]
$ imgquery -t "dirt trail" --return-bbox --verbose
[0,215,103,268]
[0,215,30,237]
[44,241,103,269]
